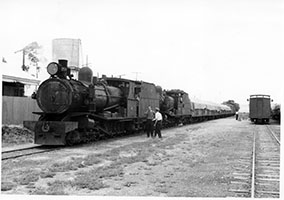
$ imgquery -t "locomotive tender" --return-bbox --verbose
[25,60,235,145]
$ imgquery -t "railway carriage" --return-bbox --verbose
[191,102,207,122]
[190,101,233,122]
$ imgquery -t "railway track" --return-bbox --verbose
[1,145,60,161]
[1,129,147,161]
[266,123,280,143]
[229,124,280,198]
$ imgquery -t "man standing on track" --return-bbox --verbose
[153,107,163,138]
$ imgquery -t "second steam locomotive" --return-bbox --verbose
[25,60,237,145]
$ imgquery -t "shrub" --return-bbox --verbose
[14,172,39,185]
[72,174,106,190]
[48,161,79,172]
[83,154,101,166]
[1,181,16,191]
[40,171,56,178]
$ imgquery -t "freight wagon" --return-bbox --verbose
[248,94,272,124]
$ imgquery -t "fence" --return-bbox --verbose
[2,96,41,125]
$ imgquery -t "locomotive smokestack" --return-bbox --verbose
[58,59,68,68]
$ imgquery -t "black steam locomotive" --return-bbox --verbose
[25,60,235,145]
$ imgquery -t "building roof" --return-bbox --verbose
[2,74,40,85]
[1,63,41,85]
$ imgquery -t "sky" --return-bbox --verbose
[0,0,283,111]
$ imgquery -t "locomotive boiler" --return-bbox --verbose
[37,61,123,114]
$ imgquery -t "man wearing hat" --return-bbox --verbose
[153,107,163,138]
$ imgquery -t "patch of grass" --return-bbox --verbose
[26,182,36,189]
[48,154,102,173]
[71,164,124,190]
[83,154,101,166]
[96,165,124,178]
[1,181,16,191]
[30,181,70,195]
[29,187,47,195]
[118,153,146,164]
[13,170,40,185]
[123,181,137,187]
[46,180,70,195]
[72,174,106,190]
[48,161,79,172]
[40,170,56,178]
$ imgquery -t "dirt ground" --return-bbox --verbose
[1,117,256,197]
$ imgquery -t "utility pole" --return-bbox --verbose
[22,49,25,70]
[15,42,40,72]
[83,55,91,68]
[15,48,26,71]
[132,72,141,81]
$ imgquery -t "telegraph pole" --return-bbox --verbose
[22,50,25,70]
[132,72,141,81]
[83,55,91,68]
[15,48,26,71]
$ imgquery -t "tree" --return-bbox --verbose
[222,100,240,112]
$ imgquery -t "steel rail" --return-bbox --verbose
[251,126,256,198]
[2,146,62,161]
[266,125,280,145]
[2,145,41,154]
[1,149,56,161]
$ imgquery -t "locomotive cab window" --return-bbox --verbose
[134,87,141,94]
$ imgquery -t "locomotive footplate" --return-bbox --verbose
[33,121,78,145]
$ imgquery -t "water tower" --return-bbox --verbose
[52,38,82,78]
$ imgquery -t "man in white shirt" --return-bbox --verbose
[153,107,163,138]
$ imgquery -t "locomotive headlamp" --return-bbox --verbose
[47,62,59,75]
[47,60,71,79]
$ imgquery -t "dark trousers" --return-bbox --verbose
[236,114,238,120]
[145,119,153,137]
[154,121,162,138]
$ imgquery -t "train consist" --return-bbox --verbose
[25,60,237,145]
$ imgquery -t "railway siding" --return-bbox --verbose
[255,125,280,198]
[228,123,280,198]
